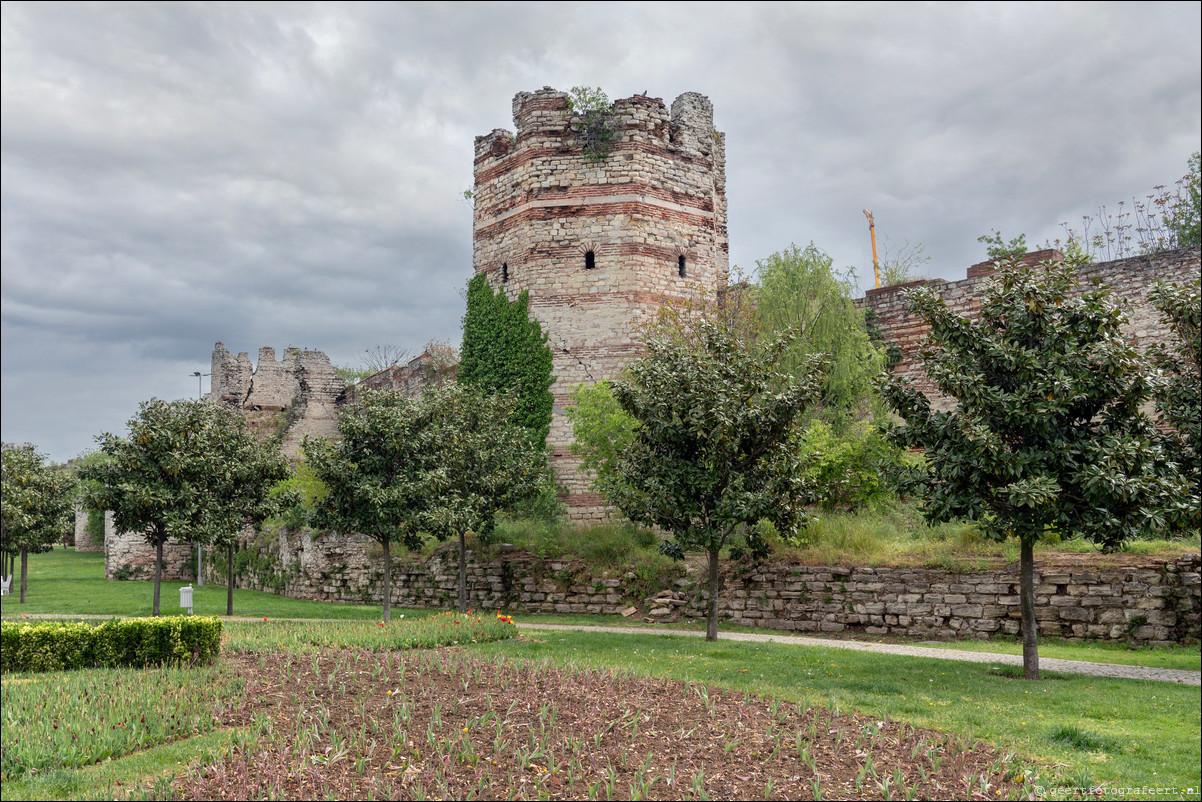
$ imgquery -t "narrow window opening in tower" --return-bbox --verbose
[502,263,509,283]
[585,251,596,270]
[678,255,686,278]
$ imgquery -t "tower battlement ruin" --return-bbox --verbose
[473,87,728,519]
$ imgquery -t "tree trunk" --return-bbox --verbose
[226,542,235,616]
[381,538,392,623]
[706,545,720,642]
[1020,538,1040,680]
[458,531,468,613]
[19,547,28,604]
[153,538,163,617]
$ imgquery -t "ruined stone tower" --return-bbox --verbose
[472,87,727,519]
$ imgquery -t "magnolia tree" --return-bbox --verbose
[305,386,545,620]
[1149,278,1201,503]
[80,399,281,616]
[605,320,825,641]
[1,444,75,603]
[881,260,1193,679]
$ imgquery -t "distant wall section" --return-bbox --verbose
[859,247,1201,408]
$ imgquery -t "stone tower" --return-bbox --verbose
[472,87,727,519]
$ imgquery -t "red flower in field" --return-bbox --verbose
[263,617,268,621]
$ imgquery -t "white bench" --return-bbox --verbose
[0,575,11,596]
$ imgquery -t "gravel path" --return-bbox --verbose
[519,623,1202,686]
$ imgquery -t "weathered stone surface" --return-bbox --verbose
[190,526,1198,645]
[473,88,727,521]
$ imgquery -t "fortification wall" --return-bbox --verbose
[352,351,457,401]
[208,343,346,458]
[859,247,1201,408]
[209,527,1200,645]
[105,529,194,582]
[472,87,727,520]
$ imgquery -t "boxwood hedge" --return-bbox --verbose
[0,616,222,673]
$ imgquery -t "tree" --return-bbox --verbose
[305,386,546,619]
[753,243,885,425]
[411,383,549,613]
[459,273,555,443]
[606,319,825,641]
[79,399,248,616]
[977,230,1028,260]
[880,260,1192,679]
[1,445,75,603]
[1149,278,1201,503]
[566,381,639,498]
[304,390,433,622]
[200,420,292,616]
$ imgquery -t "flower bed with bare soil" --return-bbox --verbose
[177,645,1041,800]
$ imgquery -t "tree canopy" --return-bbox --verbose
[1,444,75,603]
[881,259,1192,678]
[305,385,546,619]
[605,319,824,641]
[79,399,263,615]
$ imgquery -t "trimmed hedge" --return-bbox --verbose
[0,616,222,673]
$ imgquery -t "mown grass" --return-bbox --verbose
[0,547,385,620]
[0,726,257,802]
[222,611,518,654]
[474,628,1202,801]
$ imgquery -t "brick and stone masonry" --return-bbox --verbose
[857,246,1201,409]
[212,527,1199,645]
[472,87,727,520]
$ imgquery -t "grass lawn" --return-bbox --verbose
[475,628,1202,800]
[0,547,392,620]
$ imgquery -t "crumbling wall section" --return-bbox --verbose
[472,87,727,519]
[208,344,346,458]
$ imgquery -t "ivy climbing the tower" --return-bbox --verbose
[458,273,555,444]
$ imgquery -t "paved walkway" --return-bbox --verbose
[517,623,1202,686]
[6,613,1196,685]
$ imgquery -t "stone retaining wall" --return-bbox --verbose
[105,530,195,582]
[209,527,1199,645]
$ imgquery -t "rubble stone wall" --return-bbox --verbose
[858,247,1201,409]
[105,529,195,583]
[212,527,1199,645]
[472,87,727,520]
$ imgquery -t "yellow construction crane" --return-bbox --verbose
[863,209,880,288]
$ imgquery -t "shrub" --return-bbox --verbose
[1,616,222,673]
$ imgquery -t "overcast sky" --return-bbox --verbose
[3,1,1199,463]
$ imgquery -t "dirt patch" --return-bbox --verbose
[175,648,1040,800]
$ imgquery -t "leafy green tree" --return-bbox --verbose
[305,386,546,619]
[411,384,549,612]
[304,390,433,622]
[1,445,75,603]
[566,381,639,497]
[459,273,555,443]
[977,230,1028,260]
[753,243,885,425]
[881,260,1192,679]
[79,399,254,616]
[566,86,615,162]
[201,424,292,616]
[1149,278,1201,502]
[606,320,824,641]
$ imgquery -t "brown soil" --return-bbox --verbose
[175,647,1038,800]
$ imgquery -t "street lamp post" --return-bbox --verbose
[191,370,210,585]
